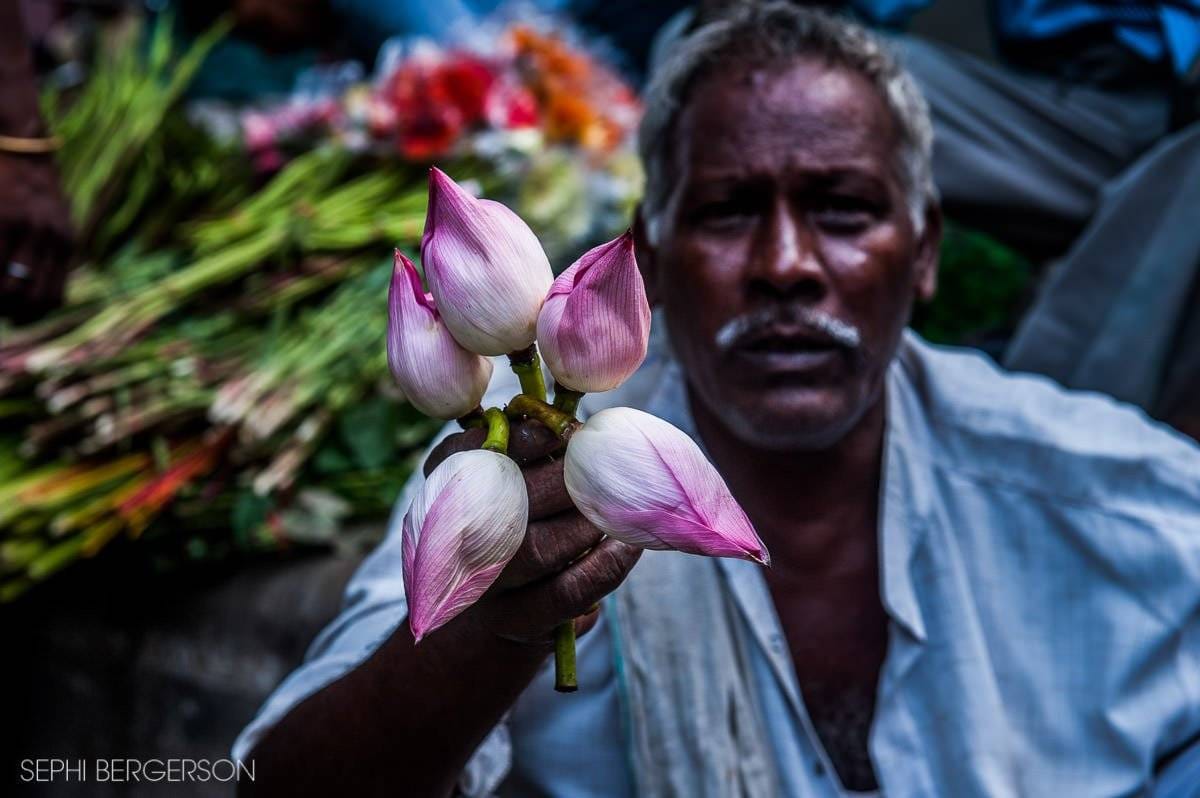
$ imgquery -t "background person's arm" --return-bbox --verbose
[241,423,641,797]
[0,0,73,323]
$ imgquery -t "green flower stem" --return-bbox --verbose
[481,408,510,454]
[550,387,585,693]
[505,394,576,438]
[507,377,581,693]
[457,406,486,430]
[507,345,547,402]
[554,620,578,693]
[512,385,585,692]
[552,384,585,417]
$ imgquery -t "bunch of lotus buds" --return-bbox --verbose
[388,168,769,690]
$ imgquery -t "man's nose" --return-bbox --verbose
[749,199,825,298]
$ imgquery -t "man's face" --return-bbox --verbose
[638,58,939,451]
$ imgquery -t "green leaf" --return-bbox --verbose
[912,221,1033,345]
[339,397,400,470]
[231,491,271,546]
[312,443,354,474]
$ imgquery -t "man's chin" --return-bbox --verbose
[724,386,866,452]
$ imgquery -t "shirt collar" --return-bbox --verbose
[879,334,931,643]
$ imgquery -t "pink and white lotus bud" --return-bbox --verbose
[564,407,769,564]
[536,231,651,393]
[403,449,528,642]
[421,167,554,356]
[388,250,493,419]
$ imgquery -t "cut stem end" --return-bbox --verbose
[554,620,578,693]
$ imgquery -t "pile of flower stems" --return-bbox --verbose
[0,147,439,601]
[44,13,233,242]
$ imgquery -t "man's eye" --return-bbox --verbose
[690,201,754,230]
[812,198,878,232]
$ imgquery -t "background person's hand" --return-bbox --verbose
[422,419,642,647]
[0,150,73,323]
[0,2,73,325]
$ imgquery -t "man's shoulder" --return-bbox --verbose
[892,331,1200,522]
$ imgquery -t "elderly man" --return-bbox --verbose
[237,4,1200,796]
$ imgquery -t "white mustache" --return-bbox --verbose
[714,307,863,352]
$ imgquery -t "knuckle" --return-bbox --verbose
[592,543,641,591]
[519,525,555,574]
[556,573,592,611]
[588,547,629,591]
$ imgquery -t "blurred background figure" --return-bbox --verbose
[0,0,74,323]
[891,0,1200,439]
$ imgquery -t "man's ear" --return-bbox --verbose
[632,205,661,308]
[914,200,941,302]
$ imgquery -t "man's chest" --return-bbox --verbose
[767,570,889,792]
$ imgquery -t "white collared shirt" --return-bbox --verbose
[236,329,1200,796]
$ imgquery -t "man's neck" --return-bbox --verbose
[688,390,886,575]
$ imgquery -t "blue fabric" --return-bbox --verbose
[851,0,933,27]
[331,0,575,41]
[185,39,317,102]
[236,324,1200,796]
[854,0,1200,76]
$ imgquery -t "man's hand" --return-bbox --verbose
[422,419,642,647]
[245,418,640,797]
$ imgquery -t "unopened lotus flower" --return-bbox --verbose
[421,167,554,355]
[403,449,529,642]
[387,251,493,420]
[537,231,651,393]
[564,407,769,564]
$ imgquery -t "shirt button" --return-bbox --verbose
[813,760,825,777]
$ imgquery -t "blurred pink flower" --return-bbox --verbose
[485,78,540,129]
[243,113,278,152]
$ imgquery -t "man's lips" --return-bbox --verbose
[727,326,847,374]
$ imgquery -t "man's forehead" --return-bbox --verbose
[675,58,899,179]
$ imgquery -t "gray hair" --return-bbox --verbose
[638,2,935,242]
